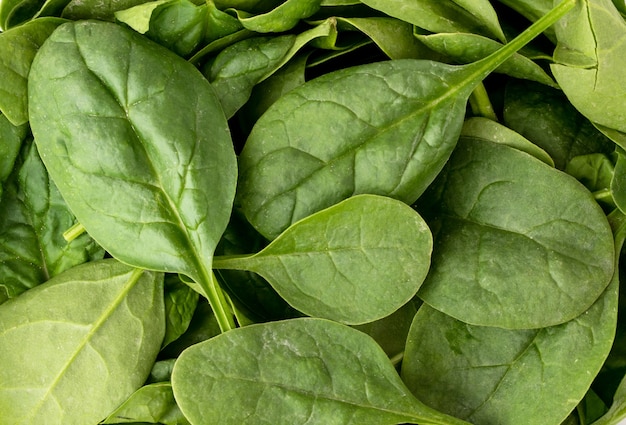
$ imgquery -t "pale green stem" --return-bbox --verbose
[63,222,86,242]
[389,351,404,367]
[593,188,615,205]
[200,268,237,333]
[469,83,498,121]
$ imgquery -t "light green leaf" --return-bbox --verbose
[360,0,505,42]
[238,0,575,239]
[61,0,149,21]
[417,138,614,329]
[416,32,558,87]
[0,17,65,125]
[102,382,189,425]
[172,318,471,425]
[114,0,170,34]
[402,279,617,425]
[0,140,104,302]
[214,195,432,325]
[28,21,238,329]
[494,0,556,41]
[461,117,555,166]
[594,373,626,425]
[0,259,165,424]
[551,0,626,133]
[229,0,321,32]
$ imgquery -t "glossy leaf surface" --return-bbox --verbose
[238,1,573,239]
[0,140,104,302]
[214,195,433,325]
[417,138,614,328]
[28,21,237,298]
[229,0,321,32]
[172,318,471,425]
[0,259,165,424]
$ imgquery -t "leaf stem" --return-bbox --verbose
[63,222,86,242]
[469,83,498,121]
[466,0,576,84]
[197,267,237,333]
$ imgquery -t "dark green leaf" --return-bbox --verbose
[503,80,615,169]
[172,318,471,425]
[0,259,165,424]
[28,21,237,309]
[163,274,199,348]
[61,0,150,21]
[417,138,614,328]
[214,195,433,325]
[0,113,28,192]
[0,140,104,301]
[228,0,321,32]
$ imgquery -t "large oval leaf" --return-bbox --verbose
[28,21,237,298]
[0,259,165,424]
[238,1,575,239]
[213,195,433,325]
[417,138,614,329]
[402,270,618,425]
[172,317,471,425]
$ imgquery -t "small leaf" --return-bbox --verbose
[0,17,65,125]
[214,195,433,325]
[102,382,190,425]
[0,259,165,424]
[229,0,321,32]
[172,318,471,425]
[163,274,199,348]
[417,138,614,329]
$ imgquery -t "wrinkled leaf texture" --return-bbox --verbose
[28,21,237,297]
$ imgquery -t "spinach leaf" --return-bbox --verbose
[461,116,554,166]
[0,139,104,302]
[551,0,626,134]
[360,0,506,42]
[61,0,148,21]
[0,259,164,424]
[417,138,614,329]
[0,113,28,194]
[102,382,189,425]
[502,80,615,169]
[0,17,65,125]
[594,373,626,425]
[415,32,558,88]
[172,317,471,425]
[213,195,433,325]
[227,0,321,32]
[401,279,617,425]
[163,274,199,348]
[28,21,238,330]
[238,0,575,239]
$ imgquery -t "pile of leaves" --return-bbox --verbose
[1,0,626,423]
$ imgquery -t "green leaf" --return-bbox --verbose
[417,138,614,329]
[163,274,199,348]
[360,0,505,42]
[28,21,238,329]
[503,80,615,169]
[494,0,556,41]
[238,0,576,239]
[0,140,104,302]
[551,0,626,133]
[0,113,28,192]
[0,259,165,424]
[401,277,617,425]
[114,0,170,34]
[213,195,433,325]
[594,373,626,425]
[461,117,555,166]
[416,32,558,88]
[172,317,471,425]
[335,17,439,60]
[102,382,190,425]
[0,17,65,125]
[61,0,149,21]
[229,0,321,32]
[611,150,626,214]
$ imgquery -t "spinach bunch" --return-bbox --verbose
[1,0,626,424]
